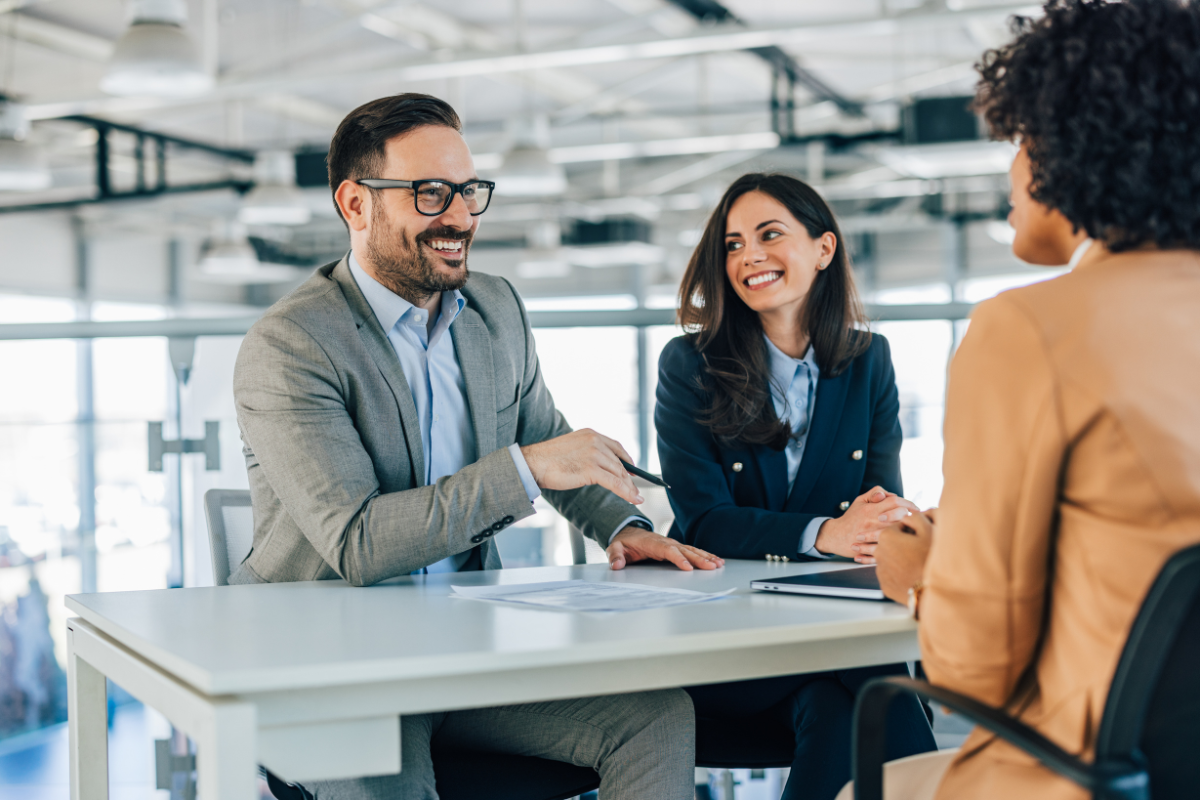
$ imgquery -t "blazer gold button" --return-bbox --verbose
[839,500,851,511]
[851,450,863,461]
[732,462,744,472]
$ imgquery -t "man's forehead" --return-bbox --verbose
[382,125,476,181]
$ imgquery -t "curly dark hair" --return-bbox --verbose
[974,0,1200,251]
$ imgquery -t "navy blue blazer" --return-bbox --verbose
[655,333,904,560]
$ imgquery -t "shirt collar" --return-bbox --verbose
[347,251,465,334]
[763,334,818,391]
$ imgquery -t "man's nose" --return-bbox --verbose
[437,190,472,229]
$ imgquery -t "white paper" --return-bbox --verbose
[450,580,736,612]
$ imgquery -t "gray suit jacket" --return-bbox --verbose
[229,255,642,586]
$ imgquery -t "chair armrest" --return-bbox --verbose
[851,676,1148,800]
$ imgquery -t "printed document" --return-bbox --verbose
[451,579,735,612]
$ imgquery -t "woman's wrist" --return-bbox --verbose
[813,517,839,554]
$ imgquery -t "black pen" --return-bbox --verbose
[620,459,671,489]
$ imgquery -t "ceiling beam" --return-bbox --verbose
[23,2,1036,123]
[4,10,113,62]
[662,0,864,116]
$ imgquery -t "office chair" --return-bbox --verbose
[851,542,1200,800]
[202,489,601,800]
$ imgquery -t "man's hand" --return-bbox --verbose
[521,429,643,506]
[813,486,920,563]
[876,508,936,604]
[607,527,725,572]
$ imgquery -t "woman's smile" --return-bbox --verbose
[743,270,783,290]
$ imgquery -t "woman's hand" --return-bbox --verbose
[876,508,936,604]
[813,486,919,563]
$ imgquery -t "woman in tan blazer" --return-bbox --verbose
[850,1,1200,798]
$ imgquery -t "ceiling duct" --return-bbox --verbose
[902,96,982,145]
[101,0,213,97]
[0,100,51,192]
[562,218,663,268]
[197,221,308,284]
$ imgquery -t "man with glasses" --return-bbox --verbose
[229,93,718,798]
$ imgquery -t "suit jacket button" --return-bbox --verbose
[491,521,505,532]
[732,462,743,472]
[502,515,514,525]
[470,535,483,544]
[839,501,851,511]
[851,450,863,461]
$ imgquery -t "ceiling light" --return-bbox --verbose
[494,145,567,197]
[490,115,567,198]
[240,151,311,226]
[101,0,213,98]
[197,222,307,284]
[874,141,1018,179]
[0,101,51,192]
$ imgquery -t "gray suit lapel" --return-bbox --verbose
[331,257,426,485]
[450,304,497,458]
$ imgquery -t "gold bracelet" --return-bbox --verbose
[906,582,925,621]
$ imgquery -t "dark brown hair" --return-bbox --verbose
[677,173,869,449]
[327,93,462,222]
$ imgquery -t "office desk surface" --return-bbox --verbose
[66,560,915,698]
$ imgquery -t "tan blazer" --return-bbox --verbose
[920,249,1200,800]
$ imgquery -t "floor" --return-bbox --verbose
[0,702,165,800]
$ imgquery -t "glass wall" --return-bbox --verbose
[0,277,1042,741]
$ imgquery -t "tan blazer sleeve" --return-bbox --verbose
[919,295,1067,707]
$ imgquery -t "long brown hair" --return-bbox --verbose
[677,173,869,449]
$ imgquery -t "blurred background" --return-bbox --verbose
[0,0,1045,796]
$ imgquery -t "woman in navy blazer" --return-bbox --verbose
[655,173,936,800]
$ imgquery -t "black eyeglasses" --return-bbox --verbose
[356,178,496,216]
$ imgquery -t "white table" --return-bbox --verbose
[65,559,919,800]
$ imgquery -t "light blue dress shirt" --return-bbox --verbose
[349,254,645,572]
[348,254,541,574]
[763,336,832,559]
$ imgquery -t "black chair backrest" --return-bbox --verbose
[1096,542,1200,798]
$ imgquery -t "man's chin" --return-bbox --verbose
[432,260,469,290]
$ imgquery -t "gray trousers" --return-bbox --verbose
[306,688,695,800]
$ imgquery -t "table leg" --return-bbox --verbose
[68,621,109,800]
[196,701,258,800]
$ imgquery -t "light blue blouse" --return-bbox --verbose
[763,336,832,558]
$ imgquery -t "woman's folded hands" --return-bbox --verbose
[813,486,920,563]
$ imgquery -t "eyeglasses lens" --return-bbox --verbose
[415,182,492,215]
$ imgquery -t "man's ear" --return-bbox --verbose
[334,180,370,232]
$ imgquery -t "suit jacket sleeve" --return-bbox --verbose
[500,278,647,548]
[864,335,905,497]
[235,313,536,586]
[919,296,1064,707]
[657,337,904,559]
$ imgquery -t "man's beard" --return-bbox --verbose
[363,202,471,303]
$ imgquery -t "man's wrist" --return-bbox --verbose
[609,516,652,546]
[507,443,541,503]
